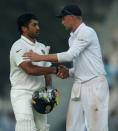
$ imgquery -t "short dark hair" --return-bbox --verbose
[17,13,38,34]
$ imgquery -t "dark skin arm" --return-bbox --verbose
[23,50,58,62]
[19,61,57,76]
[44,74,52,87]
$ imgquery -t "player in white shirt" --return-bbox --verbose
[23,5,109,131]
[10,13,57,131]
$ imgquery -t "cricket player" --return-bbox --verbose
[23,5,109,131]
[10,13,57,131]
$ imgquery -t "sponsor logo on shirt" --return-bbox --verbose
[16,49,22,53]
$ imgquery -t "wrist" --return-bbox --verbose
[46,85,53,89]
[52,67,58,74]
[55,66,59,74]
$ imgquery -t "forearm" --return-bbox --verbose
[39,54,58,63]
[69,67,74,77]
[27,66,57,76]
[44,74,52,87]
[20,61,57,76]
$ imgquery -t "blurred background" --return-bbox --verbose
[0,0,118,130]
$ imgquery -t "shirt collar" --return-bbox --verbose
[21,35,37,46]
[70,22,85,37]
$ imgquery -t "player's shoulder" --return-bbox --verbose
[76,23,97,41]
[80,23,89,31]
[10,38,23,51]
[83,23,96,34]
[79,23,96,38]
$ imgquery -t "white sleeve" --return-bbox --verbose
[13,46,27,66]
[69,68,74,77]
[57,30,91,62]
[57,39,90,62]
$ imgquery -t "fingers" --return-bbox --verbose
[23,57,32,61]
[22,53,32,61]
[57,71,64,79]
[23,50,33,57]
[22,50,35,61]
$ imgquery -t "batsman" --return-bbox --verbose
[23,5,109,131]
[9,13,59,131]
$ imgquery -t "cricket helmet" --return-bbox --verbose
[32,87,60,114]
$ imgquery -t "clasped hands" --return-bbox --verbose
[56,65,69,79]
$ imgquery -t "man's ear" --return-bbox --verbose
[21,26,27,33]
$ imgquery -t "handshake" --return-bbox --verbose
[56,65,69,79]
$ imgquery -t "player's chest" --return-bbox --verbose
[26,45,46,55]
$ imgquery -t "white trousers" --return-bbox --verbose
[10,89,50,131]
[66,76,109,131]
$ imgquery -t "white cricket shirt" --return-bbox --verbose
[10,35,51,91]
[57,23,106,82]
